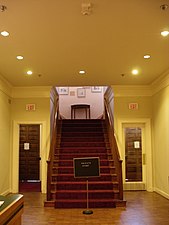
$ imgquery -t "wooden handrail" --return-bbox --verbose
[46,87,60,201]
[104,87,123,200]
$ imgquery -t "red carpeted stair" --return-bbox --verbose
[47,119,125,208]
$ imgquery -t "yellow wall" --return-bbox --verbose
[152,85,169,198]
[0,89,11,194]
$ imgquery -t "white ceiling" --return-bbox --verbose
[0,0,169,87]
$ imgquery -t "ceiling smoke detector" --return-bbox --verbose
[0,5,7,12]
[81,3,92,15]
[160,4,168,10]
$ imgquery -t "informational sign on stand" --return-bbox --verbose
[73,157,100,214]
[73,157,100,178]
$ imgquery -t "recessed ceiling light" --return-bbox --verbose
[132,69,139,75]
[144,54,151,59]
[27,70,33,75]
[79,70,86,74]
[16,55,24,60]
[1,31,9,37]
[161,31,169,37]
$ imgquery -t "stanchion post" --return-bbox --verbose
[83,178,93,214]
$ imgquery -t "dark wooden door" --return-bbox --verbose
[19,124,40,181]
[125,127,142,182]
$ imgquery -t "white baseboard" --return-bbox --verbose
[154,187,169,200]
[123,182,146,191]
[0,189,11,196]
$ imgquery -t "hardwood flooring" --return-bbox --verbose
[21,191,169,225]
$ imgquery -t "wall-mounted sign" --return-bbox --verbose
[24,143,30,150]
[128,103,138,110]
[26,104,36,111]
[134,141,140,149]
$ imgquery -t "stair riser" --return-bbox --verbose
[53,160,114,167]
[58,149,110,153]
[62,128,103,132]
[54,192,117,199]
[52,176,117,182]
[53,168,115,174]
[61,137,105,142]
[55,201,116,208]
[53,183,115,190]
[60,142,106,147]
[56,155,110,160]
[61,132,104,137]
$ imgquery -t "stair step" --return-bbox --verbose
[53,190,119,200]
[57,148,111,153]
[53,159,114,167]
[55,153,112,160]
[61,132,105,137]
[51,173,117,182]
[61,127,104,132]
[61,137,105,142]
[54,198,116,208]
[60,142,107,147]
[51,181,119,190]
[52,166,115,174]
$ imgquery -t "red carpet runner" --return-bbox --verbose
[52,119,120,208]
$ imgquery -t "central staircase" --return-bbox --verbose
[45,119,126,208]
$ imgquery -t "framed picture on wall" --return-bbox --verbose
[77,88,86,98]
[91,86,102,93]
[58,87,69,95]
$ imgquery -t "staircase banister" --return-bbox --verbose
[46,88,60,201]
[104,91,124,200]
[104,97,121,161]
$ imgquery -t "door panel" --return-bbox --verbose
[19,124,40,181]
[125,127,142,182]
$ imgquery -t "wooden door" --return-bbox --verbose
[19,124,40,181]
[125,127,142,182]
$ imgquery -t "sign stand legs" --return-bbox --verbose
[83,178,93,215]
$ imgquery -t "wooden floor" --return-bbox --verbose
[22,191,169,225]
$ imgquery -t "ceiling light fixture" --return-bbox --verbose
[79,70,86,74]
[16,56,24,60]
[144,55,151,59]
[132,69,139,75]
[1,31,9,37]
[27,70,33,75]
[161,31,169,37]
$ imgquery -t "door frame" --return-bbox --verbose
[116,118,153,192]
[11,120,47,193]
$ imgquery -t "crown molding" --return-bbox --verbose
[112,85,152,97]
[11,86,52,98]
[151,70,169,95]
[0,74,12,97]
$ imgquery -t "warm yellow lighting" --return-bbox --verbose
[16,55,24,60]
[132,69,139,75]
[79,70,85,74]
[161,31,169,37]
[144,55,151,59]
[0,31,9,37]
[27,70,33,75]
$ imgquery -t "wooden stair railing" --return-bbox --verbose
[46,88,61,201]
[104,91,123,200]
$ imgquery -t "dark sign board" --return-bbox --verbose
[73,157,100,178]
